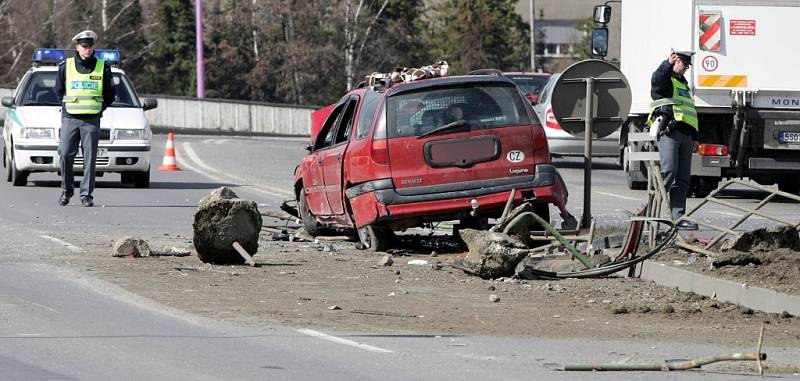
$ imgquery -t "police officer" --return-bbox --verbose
[55,30,116,207]
[648,50,699,230]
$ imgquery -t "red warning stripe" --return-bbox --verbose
[699,13,722,52]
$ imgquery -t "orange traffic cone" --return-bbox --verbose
[159,132,180,171]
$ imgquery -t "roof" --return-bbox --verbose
[385,75,518,97]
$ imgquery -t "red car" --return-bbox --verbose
[294,74,572,250]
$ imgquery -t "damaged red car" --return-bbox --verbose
[294,74,572,250]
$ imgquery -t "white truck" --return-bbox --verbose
[611,0,800,196]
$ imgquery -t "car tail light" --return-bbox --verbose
[531,122,550,164]
[698,144,729,156]
[370,108,390,165]
[545,107,561,129]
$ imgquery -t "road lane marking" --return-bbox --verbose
[179,142,294,199]
[596,191,641,201]
[214,139,230,145]
[295,328,394,353]
[39,235,82,254]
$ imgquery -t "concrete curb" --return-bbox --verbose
[640,261,800,316]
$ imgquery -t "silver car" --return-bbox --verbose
[532,73,621,159]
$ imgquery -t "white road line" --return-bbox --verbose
[596,191,641,201]
[295,328,394,353]
[39,235,83,253]
[179,142,294,199]
[214,139,230,145]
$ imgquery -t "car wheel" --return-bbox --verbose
[777,180,800,195]
[297,187,324,236]
[691,176,719,198]
[133,168,150,188]
[10,153,28,186]
[357,224,394,252]
[4,148,11,182]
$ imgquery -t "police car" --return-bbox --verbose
[2,48,157,187]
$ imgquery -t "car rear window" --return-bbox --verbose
[386,83,531,138]
[508,76,549,95]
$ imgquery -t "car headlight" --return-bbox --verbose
[114,129,145,140]
[22,128,55,139]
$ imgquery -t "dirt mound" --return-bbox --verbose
[720,226,800,252]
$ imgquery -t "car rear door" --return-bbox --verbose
[321,95,360,215]
[384,82,537,193]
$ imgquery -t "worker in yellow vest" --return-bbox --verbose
[648,49,700,230]
[55,30,116,207]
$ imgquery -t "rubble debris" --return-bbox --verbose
[563,351,766,372]
[489,294,500,303]
[379,255,393,267]
[232,241,257,267]
[711,252,762,268]
[351,309,418,318]
[457,228,529,279]
[193,187,262,264]
[407,259,429,266]
[112,236,151,257]
[150,246,191,257]
[328,305,342,310]
[721,226,800,252]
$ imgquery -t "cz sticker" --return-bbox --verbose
[506,150,525,163]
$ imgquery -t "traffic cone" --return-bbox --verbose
[159,132,180,171]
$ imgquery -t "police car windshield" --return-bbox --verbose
[19,72,141,108]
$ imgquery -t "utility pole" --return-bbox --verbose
[529,0,535,72]
[195,0,205,99]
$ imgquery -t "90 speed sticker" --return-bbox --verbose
[506,150,525,163]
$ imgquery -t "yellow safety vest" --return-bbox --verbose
[63,57,105,115]
[647,77,699,131]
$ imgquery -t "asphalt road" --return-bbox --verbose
[1,134,798,380]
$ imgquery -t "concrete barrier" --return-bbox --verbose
[0,88,315,137]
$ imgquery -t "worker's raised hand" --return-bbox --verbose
[668,49,677,64]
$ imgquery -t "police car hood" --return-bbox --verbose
[16,106,145,130]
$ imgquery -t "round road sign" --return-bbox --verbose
[702,55,718,72]
[550,59,631,139]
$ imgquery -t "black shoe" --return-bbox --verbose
[58,192,73,206]
[676,220,699,231]
[81,197,94,207]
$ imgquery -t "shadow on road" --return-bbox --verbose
[551,159,623,171]
[29,180,237,190]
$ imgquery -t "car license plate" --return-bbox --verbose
[77,148,108,157]
[779,131,800,144]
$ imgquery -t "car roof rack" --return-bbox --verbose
[468,68,504,76]
[32,48,121,67]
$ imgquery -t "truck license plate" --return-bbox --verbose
[779,131,800,144]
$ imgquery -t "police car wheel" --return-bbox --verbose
[4,149,11,182]
[10,154,28,186]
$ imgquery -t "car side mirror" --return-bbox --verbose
[593,5,612,24]
[1,97,14,108]
[591,27,609,57]
[304,142,313,153]
[142,98,158,111]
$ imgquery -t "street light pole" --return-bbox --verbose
[529,0,535,72]
[196,0,205,99]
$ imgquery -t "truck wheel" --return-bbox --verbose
[10,155,28,186]
[133,168,150,188]
[297,187,324,236]
[691,176,719,198]
[777,180,800,195]
[357,224,394,252]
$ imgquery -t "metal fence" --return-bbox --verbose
[0,88,315,137]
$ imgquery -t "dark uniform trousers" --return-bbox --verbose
[657,127,693,220]
[58,114,100,198]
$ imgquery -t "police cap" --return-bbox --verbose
[71,30,98,45]
[675,51,695,66]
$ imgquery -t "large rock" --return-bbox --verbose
[458,228,529,279]
[193,187,262,264]
[721,225,800,252]
[112,236,151,257]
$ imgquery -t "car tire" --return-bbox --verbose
[777,180,800,195]
[133,168,150,188]
[9,152,28,186]
[4,148,11,182]
[357,224,394,252]
[691,176,719,198]
[297,187,324,236]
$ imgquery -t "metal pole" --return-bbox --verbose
[195,0,205,99]
[529,0,535,72]
[581,78,595,229]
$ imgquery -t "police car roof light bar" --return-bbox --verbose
[32,48,121,66]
